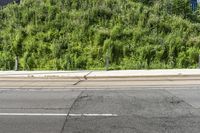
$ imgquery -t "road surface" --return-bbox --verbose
[0,86,200,133]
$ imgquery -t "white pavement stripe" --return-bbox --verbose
[0,85,199,91]
[69,114,118,117]
[0,113,118,117]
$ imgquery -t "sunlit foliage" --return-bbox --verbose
[0,0,200,70]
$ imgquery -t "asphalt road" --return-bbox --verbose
[0,87,200,133]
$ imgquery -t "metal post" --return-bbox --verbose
[15,56,18,71]
[106,55,109,71]
[199,55,200,68]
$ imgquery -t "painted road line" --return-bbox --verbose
[0,85,199,91]
[0,113,118,117]
[69,114,118,117]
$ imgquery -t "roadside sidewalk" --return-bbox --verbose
[0,69,200,88]
[1,69,200,79]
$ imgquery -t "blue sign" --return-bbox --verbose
[191,0,198,11]
[0,0,20,6]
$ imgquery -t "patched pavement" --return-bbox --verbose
[0,87,200,133]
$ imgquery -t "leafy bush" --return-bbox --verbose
[0,0,200,70]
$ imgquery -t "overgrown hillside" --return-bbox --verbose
[0,0,200,70]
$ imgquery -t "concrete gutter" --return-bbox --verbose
[0,69,200,79]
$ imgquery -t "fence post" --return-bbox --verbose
[106,55,109,71]
[199,55,200,68]
[15,56,18,71]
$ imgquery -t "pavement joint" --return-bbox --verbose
[164,89,194,116]
[73,71,93,86]
[60,91,84,133]
[73,80,84,86]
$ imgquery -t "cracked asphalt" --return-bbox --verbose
[0,87,200,133]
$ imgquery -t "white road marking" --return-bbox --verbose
[69,114,118,117]
[0,85,199,91]
[0,113,118,117]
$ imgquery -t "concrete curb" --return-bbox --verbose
[0,71,90,79]
[0,69,200,79]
